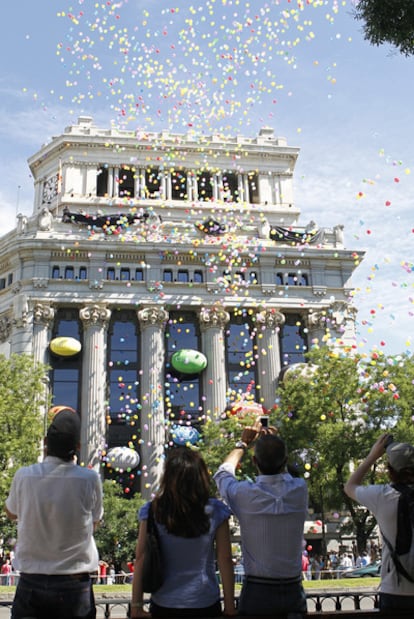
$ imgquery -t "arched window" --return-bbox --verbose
[120,268,130,281]
[52,266,60,279]
[65,266,74,280]
[79,267,87,280]
[163,269,173,282]
[135,268,144,281]
[193,270,204,283]
[177,270,189,283]
[107,268,115,280]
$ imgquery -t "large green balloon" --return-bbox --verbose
[171,349,208,375]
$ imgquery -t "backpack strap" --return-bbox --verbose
[382,531,414,584]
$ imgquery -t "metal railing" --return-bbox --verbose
[0,590,381,617]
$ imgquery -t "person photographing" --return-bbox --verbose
[345,434,414,613]
[214,416,308,617]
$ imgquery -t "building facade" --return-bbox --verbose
[0,116,361,497]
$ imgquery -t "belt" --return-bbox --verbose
[21,573,91,582]
[246,574,302,585]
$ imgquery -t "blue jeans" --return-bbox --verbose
[238,576,307,616]
[12,573,96,619]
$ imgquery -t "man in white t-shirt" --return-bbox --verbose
[5,408,103,619]
[345,434,414,613]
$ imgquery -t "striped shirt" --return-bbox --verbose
[214,463,307,579]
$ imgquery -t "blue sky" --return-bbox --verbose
[0,0,413,355]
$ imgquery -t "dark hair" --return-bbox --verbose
[254,434,288,475]
[153,447,211,537]
[388,464,414,485]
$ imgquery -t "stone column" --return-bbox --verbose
[137,306,169,499]
[199,306,230,420]
[244,175,250,203]
[32,303,55,366]
[10,293,33,355]
[79,304,111,470]
[33,303,55,431]
[306,310,328,347]
[255,309,285,410]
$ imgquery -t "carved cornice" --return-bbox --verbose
[199,306,230,331]
[137,306,169,329]
[79,304,111,328]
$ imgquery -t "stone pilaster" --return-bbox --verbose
[199,306,230,419]
[10,293,33,355]
[255,309,285,409]
[79,304,111,470]
[307,309,328,346]
[33,303,55,366]
[137,306,169,499]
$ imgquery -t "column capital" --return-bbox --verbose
[307,309,327,329]
[199,306,230,331]
[137,306,169,329]
[33,302,55,326]
[256,308,285,329]
[79,304,111,328]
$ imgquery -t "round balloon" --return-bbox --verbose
[105,446,140,470]
[47,405,77,425]
[171,425,200,446]
[171,349,207,375]
[280,363,318,383]
[50,336,82,357]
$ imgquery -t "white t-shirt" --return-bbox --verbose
[6,456,103,575]
[355,483,414,596]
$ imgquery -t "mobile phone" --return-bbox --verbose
[384,434,394,448]
[260,416,269,428]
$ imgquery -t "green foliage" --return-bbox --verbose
[275,347,414,552]
[0,354,49,547]
[199,413,258,485]
[354,0,414,57]
[94,480,146,570]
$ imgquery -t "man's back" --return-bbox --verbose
[6,456,102,575]
[214,467,307,578]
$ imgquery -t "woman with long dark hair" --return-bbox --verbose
[130,447,236,618]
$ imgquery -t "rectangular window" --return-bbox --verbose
[163,270,173,282]
[120,268,130,281]
[97,166,109,197]
[193,270,203,283]
[79,267,87,280]
[177,270,189,283]
[135,269,144,281]
[65,267,74,280]
[52,266,60,279]
[107,268,115,280]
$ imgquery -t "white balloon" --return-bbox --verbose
[105,446,140,470]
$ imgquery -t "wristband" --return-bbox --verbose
[235,440,248,450]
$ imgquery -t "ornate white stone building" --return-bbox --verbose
[0,116,361,497]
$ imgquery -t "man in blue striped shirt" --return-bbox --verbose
[214,418,308,617]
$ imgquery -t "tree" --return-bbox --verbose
[354,0,414,57]
[275,348,414,553]
[94,480,146,572]
[0,354,49,553]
